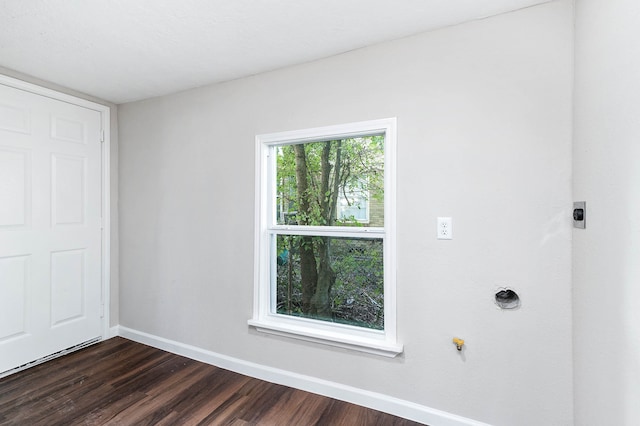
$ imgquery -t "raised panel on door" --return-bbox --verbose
[0,102,30,135]
[51,249,85,326]
[0,148,30,228]
[0,255,29,342]
[50,115,86,145]
[51,154,86,227]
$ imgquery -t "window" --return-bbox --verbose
[337,181,370,224]
[249,118,401,357]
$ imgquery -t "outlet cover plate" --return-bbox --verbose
[437,217,453,240]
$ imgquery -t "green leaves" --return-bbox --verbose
[274,134,385,327]
[276,136,384,227]
[275,235,384,330]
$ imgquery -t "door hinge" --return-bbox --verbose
[100,303,105,318]
[100,129,105,142]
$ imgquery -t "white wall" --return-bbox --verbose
[573,0,640,424]
[118,2,574,425]
[0,65,120,328]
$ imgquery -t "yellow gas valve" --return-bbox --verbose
[452,337,465,351]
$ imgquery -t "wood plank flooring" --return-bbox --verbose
[0,337,424,425]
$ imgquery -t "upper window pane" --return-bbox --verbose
[275,136,384,227]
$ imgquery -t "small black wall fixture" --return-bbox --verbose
[495,289,520,310]
[573,201,586,229]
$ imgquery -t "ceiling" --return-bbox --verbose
[0,0,551,104]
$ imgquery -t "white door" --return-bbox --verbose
[0,83,103,374]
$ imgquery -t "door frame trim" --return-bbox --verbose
[0,74,112,341]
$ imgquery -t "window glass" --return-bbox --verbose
[275,235,384,330]
[275,137,384,227]
[338,185,369,223]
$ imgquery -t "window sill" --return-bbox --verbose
[248,318,403,358]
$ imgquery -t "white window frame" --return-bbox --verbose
[248,118,402,357]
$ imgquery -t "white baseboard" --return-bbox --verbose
[117,326,490,426]
[107,325,120,339]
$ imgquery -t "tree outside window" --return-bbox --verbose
[275,137,384,328]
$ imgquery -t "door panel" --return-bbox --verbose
[0,83,103,374]
[52,154,86,226]
[51,249,85,326]
[0,102,30,134]
[0,255,28,341]
[0,148,29,227]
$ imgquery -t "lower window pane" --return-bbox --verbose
[275,235,384,330]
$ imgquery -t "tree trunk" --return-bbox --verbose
[330,141,342,224]
[311,236,336,317]
[294,144,317,313]
[310,141,340,318]
[294,141,341,318]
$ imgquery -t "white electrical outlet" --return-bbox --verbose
[437,217,453,240]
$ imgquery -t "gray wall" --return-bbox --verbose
[574,0,640,424]
[0,66,120,328]
[118,2,573,425]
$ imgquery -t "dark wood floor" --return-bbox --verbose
[0,337,423,425]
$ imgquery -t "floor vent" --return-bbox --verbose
[0,337,102,379]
